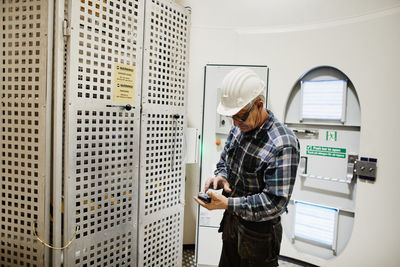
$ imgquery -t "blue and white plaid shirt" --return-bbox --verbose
[215,110,300,222]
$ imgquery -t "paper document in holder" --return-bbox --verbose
[294,201,339,248]
[301,80,347,121]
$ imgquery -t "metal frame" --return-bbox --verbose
[52,0,68,265]
[0,0,52,265]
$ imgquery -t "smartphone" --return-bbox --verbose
[198,192,211,203]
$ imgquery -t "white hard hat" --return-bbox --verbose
[217,67,265,116]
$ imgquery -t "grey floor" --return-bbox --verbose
[182,247,196,267]
[182,247,309,267]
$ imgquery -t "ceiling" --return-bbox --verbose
[177,0,400,29]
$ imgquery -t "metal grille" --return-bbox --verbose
[142,212,182,266]
[73,110,136,234]
[139,111,185,266]
[0,1,49,266]
[74,0,141,101]
[142,0,189,107]
[142,113,185,216]
[63,0,144,265]
[71,109,137,266]
[139,0,190,266]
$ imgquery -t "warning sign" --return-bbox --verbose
[306,145,346,158]
[113,63,135,104]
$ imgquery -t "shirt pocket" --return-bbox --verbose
[240,170,264,194]
[241,151,261,173]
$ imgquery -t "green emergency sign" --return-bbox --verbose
[326,130,337,141]
[306,145,346,158]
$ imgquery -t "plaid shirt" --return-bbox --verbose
[215,110,300,222]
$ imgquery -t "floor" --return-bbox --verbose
[182,247,316,267]
[182,247,196,267]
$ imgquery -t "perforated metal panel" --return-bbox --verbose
[142,212,183,266]
[139,111,185,266]
[0,1,51,266]
[139,0,190,266]
[141,112,185,217]
[142,0,188,108]
[63,0,144,265]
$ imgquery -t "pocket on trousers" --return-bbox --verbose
[237,224,275,261]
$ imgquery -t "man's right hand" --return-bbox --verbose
[203,176,232,193]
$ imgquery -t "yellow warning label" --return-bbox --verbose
[113,63,135,104]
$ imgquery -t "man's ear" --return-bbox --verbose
[256,100,264,110]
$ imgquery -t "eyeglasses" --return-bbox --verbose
[232,102,255,122]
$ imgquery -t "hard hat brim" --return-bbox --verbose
[216,102,248,117]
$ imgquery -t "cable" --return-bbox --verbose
[33,223,80,250]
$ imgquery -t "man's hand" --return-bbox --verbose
[193,191,228,210]
[203,176,232,193]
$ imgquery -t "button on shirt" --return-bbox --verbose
[215,110,300,222]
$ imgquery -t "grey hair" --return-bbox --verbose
[244,94,265,109]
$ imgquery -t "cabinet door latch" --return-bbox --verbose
[354,157,377,181]
[63,19,71,37]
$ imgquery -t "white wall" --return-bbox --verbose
[180,1,400,266]
[183,28,239,244]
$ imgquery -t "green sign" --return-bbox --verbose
[326,131,337,141]
[306,145,346,158]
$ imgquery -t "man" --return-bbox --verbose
[194,67,300,267]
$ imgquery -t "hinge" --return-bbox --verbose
[63,19,71,37]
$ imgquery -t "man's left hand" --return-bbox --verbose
[193,191,228,210]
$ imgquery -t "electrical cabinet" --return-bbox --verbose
[0,0,190,266]
[196,64,268,266]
